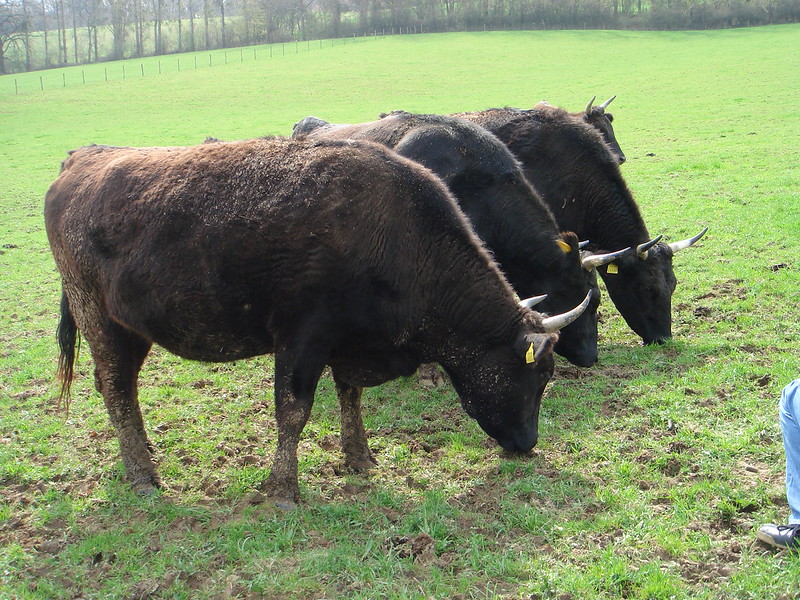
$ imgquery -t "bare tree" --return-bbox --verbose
[54,0,66,63]
[0,0,27,73]
[219,0,225,46]
[187,0,195,50]
[40,0,49,65]
[151,0,163,53]
[108,0,129,59]
[203,0,209,47]
[320,0,342,36]
[176,0,182,51]
[86,0,100,62]
[20,0,31,69]
[131,0,145,56]
[71,0,79,62]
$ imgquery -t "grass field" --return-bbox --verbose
[2,24,800,599]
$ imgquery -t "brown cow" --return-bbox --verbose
[45,137,587,506]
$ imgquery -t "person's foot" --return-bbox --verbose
[756,523,800,549]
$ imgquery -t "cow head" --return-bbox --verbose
[597,228,708,344]
[584,96,626,165]
[531,233,599,367]
[292,116,331,138]
[442,292,592,452]
[531,233,633,367]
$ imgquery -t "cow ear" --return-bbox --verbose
[557,232,580,255]
[556,239,572,254]
[516,333,557,364]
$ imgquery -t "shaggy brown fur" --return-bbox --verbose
[45,137,558,505]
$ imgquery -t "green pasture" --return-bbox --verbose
[2,24,800,599]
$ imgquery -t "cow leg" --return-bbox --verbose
[262,349,325,508]
[333,374,377,472]
[83,319,154,494]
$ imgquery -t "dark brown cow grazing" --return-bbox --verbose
[533,96,625,164]
[580,96,625,164]
[45,137,586,506]
[455,107,707,345]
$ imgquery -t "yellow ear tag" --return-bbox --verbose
[556,239,572,254]
[607,263,618,275]
[525,342,536,364]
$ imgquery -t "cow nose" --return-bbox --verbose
[570,348,598,368]
[499,428,538,454]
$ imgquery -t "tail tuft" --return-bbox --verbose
[56,292,80,413]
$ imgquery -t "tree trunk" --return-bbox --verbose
[152,0,163,54]
[188,0,195,51]
[133,0,144,57]
[59,0,67,63]
[21,0,32,70]
[220,0,225,47]
[41,0,50,66]
[203,0,210,49]
[177,0,183,52]
[71,0,79,63]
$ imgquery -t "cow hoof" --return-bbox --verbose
[345,455,379,473]
[259,479,300,508]
[133,481,159,496]
[272,497,297,510]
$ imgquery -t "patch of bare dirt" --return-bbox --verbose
[385,533,437,564]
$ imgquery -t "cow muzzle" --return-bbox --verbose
[497,426,538,454]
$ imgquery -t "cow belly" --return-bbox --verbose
[150,326,274,363]
[329,346,421,387]
[120,306,274,362]
[103,268,275,362]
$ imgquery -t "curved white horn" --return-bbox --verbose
[581,247,632,271]
[599,95,617,110]
[541,291,594,333]
[668,226,708,253]
[578,239,591,250]
[519,294,548,309]
[637,235,663,259]
[585,96,596,115]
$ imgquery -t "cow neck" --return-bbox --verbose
[413,227,524,361]
[566,157,651,252]
[484,110,652,253]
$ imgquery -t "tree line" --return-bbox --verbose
[2,0,799,74]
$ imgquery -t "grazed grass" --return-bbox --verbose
[1,24,800,599]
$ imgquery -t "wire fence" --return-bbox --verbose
[0,31,397,96]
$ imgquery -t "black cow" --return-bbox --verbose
[45,137,589,506]
[580,96,625,165]
[533,96,625,164]
[455,107,706,345]
[293,111,627,367]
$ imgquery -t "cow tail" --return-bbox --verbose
[56,291,80,413]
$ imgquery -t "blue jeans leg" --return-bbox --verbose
[780,379,800,525]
